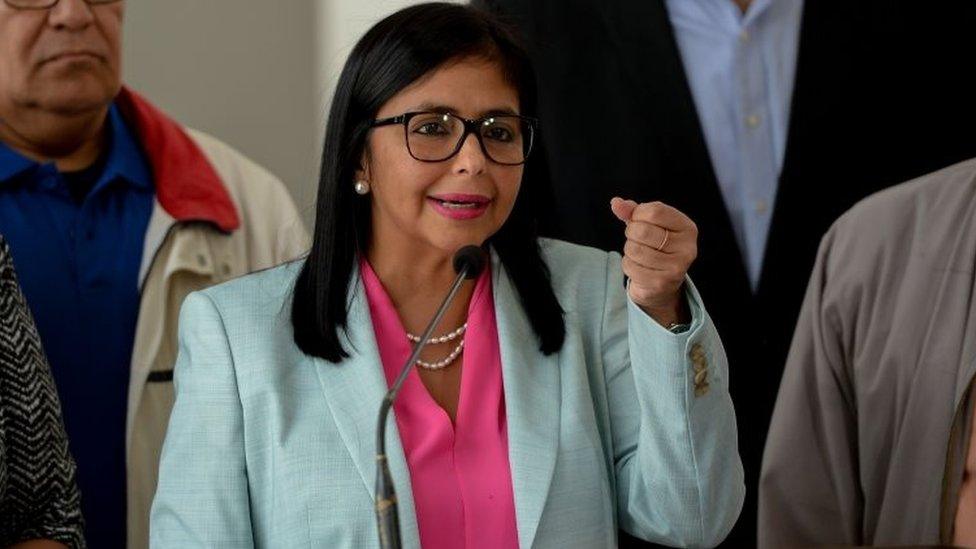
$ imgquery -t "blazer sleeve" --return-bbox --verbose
[758,228,862,548]
[0,239,85,549]
[600,251,744,548]
[149,292,255,548]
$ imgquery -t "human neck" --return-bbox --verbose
[733,0,753,14]
[365,234,478,335]
[368,237,470,303]
[0,104,109,172]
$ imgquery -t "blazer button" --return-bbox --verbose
[690,345,707,374]
[694,369,708,386]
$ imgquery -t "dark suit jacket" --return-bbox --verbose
[473,0,976,546]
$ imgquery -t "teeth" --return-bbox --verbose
[436,199,480,209]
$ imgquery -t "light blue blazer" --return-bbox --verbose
[150,239,744,548]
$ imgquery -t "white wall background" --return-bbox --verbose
[123,0,460,228]
[316,0,443,118]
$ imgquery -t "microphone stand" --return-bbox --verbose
[374,246,484,549]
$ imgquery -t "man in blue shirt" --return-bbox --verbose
[0,0,309,546]
[0,1,141,545]
[0,105,151,548]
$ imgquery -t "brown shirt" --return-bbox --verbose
[956,401,976,548]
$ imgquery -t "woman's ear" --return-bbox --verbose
[355,148,371,183]
[353,150,373,195]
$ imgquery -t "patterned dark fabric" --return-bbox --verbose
[0,236,85,548]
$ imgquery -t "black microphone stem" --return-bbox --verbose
[374,261,475,549]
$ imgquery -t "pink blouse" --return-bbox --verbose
[360,259,520,549]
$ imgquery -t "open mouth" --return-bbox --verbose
[427,193,492,219]
[428,194,490,207]
[430,198,485,209]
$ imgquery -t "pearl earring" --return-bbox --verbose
[354,180,370,195]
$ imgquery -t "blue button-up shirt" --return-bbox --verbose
[0,104,154,548]
[666,0,804,289]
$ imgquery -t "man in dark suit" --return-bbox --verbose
[473,0,976,545]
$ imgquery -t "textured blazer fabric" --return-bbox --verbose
[150,239,744,548]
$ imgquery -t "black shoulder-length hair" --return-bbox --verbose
[292,2,565,362]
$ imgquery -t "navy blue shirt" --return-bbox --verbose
[0,104,154,548]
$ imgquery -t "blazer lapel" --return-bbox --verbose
[310,256,563,548]
[310,270,421,547]
[492,252,562,549]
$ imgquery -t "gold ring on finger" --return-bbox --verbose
[656,229,670,252]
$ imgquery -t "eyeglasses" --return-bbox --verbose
[371,111,537,166]
[3,0,120,9]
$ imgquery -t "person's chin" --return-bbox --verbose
[33,76,119,115]
[427,224,493,254]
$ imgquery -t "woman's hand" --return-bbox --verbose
[610,197,698,328]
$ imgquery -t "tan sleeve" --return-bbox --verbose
[758,226,863,548]
[272,193,310,265]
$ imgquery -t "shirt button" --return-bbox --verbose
[756,200,768,214]
[197,254,208,268]
[739,30,751,43]
[746,114,761,128]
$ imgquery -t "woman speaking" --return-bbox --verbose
[150,4,744,547]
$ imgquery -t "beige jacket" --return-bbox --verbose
[114,89,309,548]
[759,158,976,548]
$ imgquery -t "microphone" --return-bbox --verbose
[374,245,486,549]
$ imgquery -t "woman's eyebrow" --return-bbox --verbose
[411,102,457,114]
[411,102,520,117]
[482,107,520,117]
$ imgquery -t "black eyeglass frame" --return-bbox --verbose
[3,0,120,9]
[371,111,538,166]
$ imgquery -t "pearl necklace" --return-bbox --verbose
[406,322,467,370]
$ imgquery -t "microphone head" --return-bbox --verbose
[453,245,486,280]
